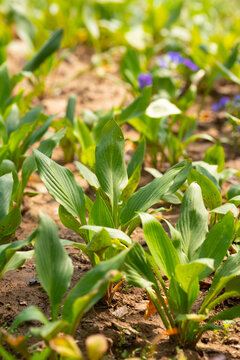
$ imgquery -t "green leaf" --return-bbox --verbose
[21,128,65,193]
[140,213,180,278]
[216,61,240,85]
[176,183,208,261]
[76,161,100,189]
[23,29,63,72]
[188,168,222,209]
[227,184,240,200]
[175,259,214,310]
[210,203,238,218]
[123,164,142,202]
[95,120,128,220]
[30,320,68,341]
[35,212,73,320]
[211,305,240,321]
[145,98,181,118]
[0,250,34,278]
[204,143,225,172]
[34,149,86,224]
[74,118,94,151]
[119,86,151,122]
[124,242,157,290]
[0,206,21,242]
[62,250,128,323]
[0,63,10,110]
[196,212,234,278]
[0,173,13,222]
[89,194,114,228]
[121,161,191,225]
[58,205,81,235]
[81,225,132,246]
[66,94,76,125]
[10,306,48,331]
[211,252,240,291]
[85,228,112,261]
[127,139,145,178]
[19,106,43,126]
[6,104,20,137]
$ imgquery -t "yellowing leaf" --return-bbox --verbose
[86,334,108,360]
[50,335,83,359]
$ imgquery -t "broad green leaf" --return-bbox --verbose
[211,305,240,321]
[0,206,21,242]
[30,320,68,341]
[76,161,100,189]
[59,205,81,235]
[62,250,128,323]
[227,184,240,200]
[81,225,132,246]
[129,114,160,143]
[95,120,128,218]
[121,161,191,225]
[85,229,112,255]
[0,63,10,110]
[0,250,34,278]
[74,118,94,151]
[70,292,98,334]
[0,173,13,222]
[140,213,180,278]
[204,143,225,172]
[127,139,145,178]
[120,48,141,88]
[124,242,157,290]
[211,252,240,290]
[175,259,214,310]
[119,86,151,122]
[21,128,65,192]
[188,168,222,209]
[176,183,208,261]
[123,164,141,202]
[210,203,238,218]
[34,150,86,224]
[19,106,43,126]
[35,213,73,320]
[10,306,48,331]
[23,29,63,72]
[89,194,114,228]
[145,98,181,118]
[66,94,76,125]
[196,212,234,278]
[201,252,240,312]
[216,61,240,85]
[6,104,20,137]
[28,115,53,148]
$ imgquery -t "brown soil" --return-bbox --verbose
[1,43,240,360]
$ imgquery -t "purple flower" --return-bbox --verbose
[219,97,230,107]
[234,94,240,106]
[158,57,167,68]
[212,103,220,111]
[138,73,153,89]
[212,97,230,111]
[167,51,183,64]
[183,58,199,71]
